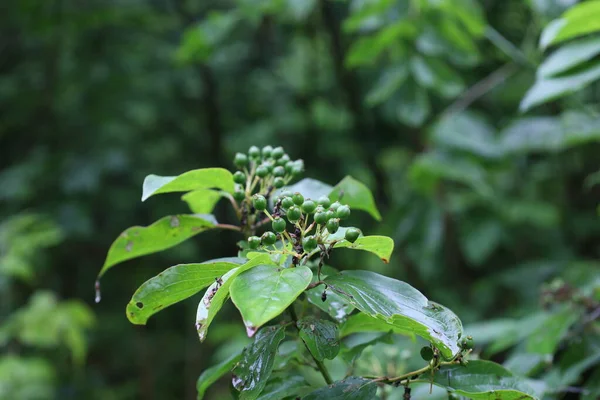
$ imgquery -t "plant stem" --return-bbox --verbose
[288,305,333,385]
[215,223,241,231]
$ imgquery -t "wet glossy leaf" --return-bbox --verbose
[99,214,216,277]
[141,168,234,201]
[339,312,416,338]
[196,254,273,341]
[297,317,340,361]
[232,325,286,400]
[329,176,382,221]
[433,360,539,399]
[306,286,354,322]
[197,351,242,400]
[230,265,312,335]
[256,373,312,400]
[333,235,394,263]
[182,189,225,214]
[126,259,241,324]
[324,270,463,359]
[302,376,377,399]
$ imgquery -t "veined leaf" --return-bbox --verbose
[433,360,539,399]
[230,265,312,336]
[182,189,225,214]
[297,317,340,361]
[197,351,242,400]
[333,235,394,263]
[99,215,216,278]
[339,312,416,338]
[232,325,286,400]
[126,259,242,324]
[330,176,382,221]
[302,376,377,399]
[141,168,234,201]
[324,270,463,359]
[196,254,273,342]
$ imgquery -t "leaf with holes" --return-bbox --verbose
[230,265,313,336]
[99,215,216,278]
[126,259,242,324]
[333,235,394,263]
[330,176,382,221]
[302,376,377,399]
[141,168,234,201]
[297,317,340,361]
[324,270,463,359]
[433,360,539,399]
[232,325,286,400]
[196,254,274,341]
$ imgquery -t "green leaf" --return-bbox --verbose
[538,37,600,78]
[459,219,503,266]
[141,168,234,201]
[196,254,273,341]
[306,286,354,322]
[395,81,430,127]
[329,176,382,221]
[526,306,580,355]
[333,235,394,263]
[302,376,377,399]
[278,178,333,201]
[297,317,340,361]
[99,215,216,278]
[340,331,394,365]
[230,265,313,336]
[540,1,600,48]
[126,259,241,325]
[339,312,416,338]
[433,360,539,400]
[256,374,312,400]
[197,351,242,400]
[430,112,500,159]
[182,189,225,214]
[366,65,409,106]
[410,55,465,98]
[324,270,463,359]
[520,62,600,111]
[232,325,286,400]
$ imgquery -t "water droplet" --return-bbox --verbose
[94,280,101,303]
[125,241,133,252]
[170,216,180,228]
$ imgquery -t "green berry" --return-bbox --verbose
[262,145,273,158]
[233,171,246,184]
[460,336,474,350]
[302,236,318,253]
[273,166,286,177]
[329,201,341,211]
[345,228,361,243]
[325,210,335,221]
[233,190,245,202]
[272,217,286,233]
[317,195,331,208]
[292,192,304,205]
[279,190,292,199]
[336,205,351,220]
[234,153,249,167]
[292,165,303,176]
[281,197,294,210]
[262,161,274,173]
[326,218,339,234]
[273,177,285,188]
[253,195,267,211]
[272,146,285,159]
[285,160,295,174]
[248,236,261,249]
[286,206,302,222]
[256,165,269,178]
[420,346,434,361]
[302,200,317,214]
[277,154,291,166]
[314,211,328,225]
[249,146,260,159]
[261,231,277,246]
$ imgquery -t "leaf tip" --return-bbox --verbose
[245,325,258,337]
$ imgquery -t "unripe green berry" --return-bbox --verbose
[292,165,303,176]
[262,161,274,173]
[248,236,261,249]
[273,177,285,188]
[253,195,267,211]
[233,171,246,184]
[292,192,304,205]
[460,336,474,350]
[325,210,335,221]
[302,200,317,214]
[233,190,245,202]
[286,206,302,222]
[420,346,434,361]
[261,145,273,158]
[302,235,318,253]
[317,195,331,208]
[272,217,286,233]
[314,211,328,225]
[248,146,261,159]
[285,160,295,174]
[272,146,285,159]
[329,201,341,211]
[273,166,286,177]
[256,166,269,178]
[336,205,351,220]
[234,153,249,167]
[281,197,294,210]
[326,218,339,234]
[261,231,277,246]
[345,228,361,243]
[277,154,290,166]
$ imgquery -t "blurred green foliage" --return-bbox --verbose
[1,0,599,399]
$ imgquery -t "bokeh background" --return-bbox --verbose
[1,0,599,399]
